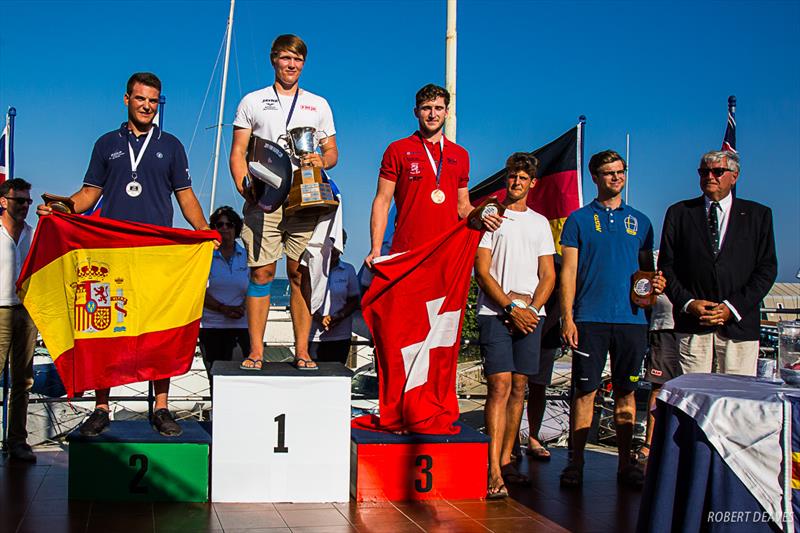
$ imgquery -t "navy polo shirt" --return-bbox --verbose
[560,200,653,324]
[83,123,192,228]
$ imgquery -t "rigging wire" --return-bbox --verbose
[187,30,227,156]
[232,29,243,100]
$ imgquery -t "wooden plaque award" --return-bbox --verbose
[631,271,657,308]
[42,193,75,214]
[467,197,506,230]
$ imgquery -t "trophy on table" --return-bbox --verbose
[279,127,339,217]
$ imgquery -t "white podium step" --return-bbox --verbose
[210,361,353,502]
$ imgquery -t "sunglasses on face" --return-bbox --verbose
[214,221,234,229]
[697,167,730,178]
[3,197,33,205]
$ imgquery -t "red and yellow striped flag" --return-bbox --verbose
[17,213,218,396]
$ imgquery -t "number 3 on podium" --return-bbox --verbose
[274,414,288,453]
[415,455,433,493]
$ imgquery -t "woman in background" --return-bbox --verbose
[200,206,250,379]
[309,230,360,365]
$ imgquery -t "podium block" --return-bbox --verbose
[68,420,211,502]
[211,361,353,502]
[351,422,490,501]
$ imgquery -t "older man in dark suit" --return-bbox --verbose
[658,150,777,376]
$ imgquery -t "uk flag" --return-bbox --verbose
[722,95,737,153]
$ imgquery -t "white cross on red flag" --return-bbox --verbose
[353,220,481,434]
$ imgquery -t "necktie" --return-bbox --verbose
[708,201,720,255]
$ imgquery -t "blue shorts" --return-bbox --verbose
[478,314,543,376]
[572,322,648,393]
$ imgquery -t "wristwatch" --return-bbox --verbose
[504,299,527,315]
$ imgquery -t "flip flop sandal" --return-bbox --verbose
[239,357,263,370]
[560,463,583,488]
[526,446,552,461]
[486,483,508,500]
[500,463,531,486]
[633,444,650,465]
[293,357,319,371]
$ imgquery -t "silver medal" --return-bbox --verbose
[127,128,153,200]
[126,181,142,197]
[431,189,446,204]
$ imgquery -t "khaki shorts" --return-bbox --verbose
[241,203,318,266]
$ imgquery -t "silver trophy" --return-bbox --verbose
[279,127,329,162]
[277,127,338,216]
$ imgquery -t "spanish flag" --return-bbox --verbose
[17,213,218,396]
[469,123,584,254]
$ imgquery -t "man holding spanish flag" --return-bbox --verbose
[35,72,213,437]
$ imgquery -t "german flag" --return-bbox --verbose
[469,123,584,254]
[17,213,218,396]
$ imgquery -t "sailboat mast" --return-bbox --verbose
[444,0,457,141]
[209,0,236,214]
[625,132,630,204]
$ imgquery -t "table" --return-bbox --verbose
[637,373,799,533]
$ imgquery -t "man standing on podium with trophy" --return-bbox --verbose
[365,84,501,265]
[559,150,665,489]
[230,35,338,371]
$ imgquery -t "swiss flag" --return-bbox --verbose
[354,220,481,434]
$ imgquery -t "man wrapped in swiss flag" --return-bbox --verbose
[353,219,484,434]
[357,84,502,434]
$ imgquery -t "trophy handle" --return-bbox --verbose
[314,130,330,147]
[277,133,295,158]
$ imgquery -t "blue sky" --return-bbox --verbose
[1,0,798,280]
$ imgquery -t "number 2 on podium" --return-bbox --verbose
[274,414,288,453]
[129,454,149,494]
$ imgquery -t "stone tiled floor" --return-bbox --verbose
[0,446,640,533]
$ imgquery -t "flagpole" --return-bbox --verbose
[7,107,16,180]
[625,133,630,204]
[1,106,13,449]
[577,115,585,206]
[158,95,166,128]
[444,0,457,141]
[210,0,236,214]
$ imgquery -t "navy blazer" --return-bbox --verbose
[658,195,777,341]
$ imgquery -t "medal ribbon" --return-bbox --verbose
[127,127,154,180]
[274,84,300,128]
[419,133,445,190]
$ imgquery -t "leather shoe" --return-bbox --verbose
[9,443,36,463]
[79,408,110,437]
[151,408,182,437]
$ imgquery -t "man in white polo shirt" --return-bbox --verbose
[475,153,556,498]
[0,178,37,462]
[230,34,338,371]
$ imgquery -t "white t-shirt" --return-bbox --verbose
[650,250,674,331]
[310,261,359,342]
[233,86,336,170]
[0,222,32,306]
[477,208,556,316]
